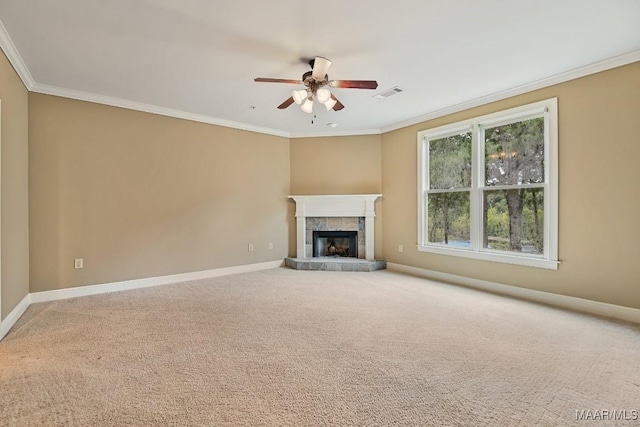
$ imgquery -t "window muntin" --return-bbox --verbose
[417,99,558,269]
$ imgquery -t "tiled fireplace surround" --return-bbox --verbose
[306,217,366,259]
[285,195,386,271]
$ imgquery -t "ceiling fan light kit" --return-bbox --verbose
[323,97,337,111]
[254,56,379,117]
[301,98,314,114]
[292,89,308,105]
[311,57,332,80]
[316,88,331,103]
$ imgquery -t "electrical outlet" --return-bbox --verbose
[268,242,274,250]
[248,243,254,252]
[398,245,403,253]
[74,258,84,269]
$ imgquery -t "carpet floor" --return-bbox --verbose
[1,268,639,426]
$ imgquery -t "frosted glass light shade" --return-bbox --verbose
[316,88,331,103]
[312,57,332,80]
[301,99,314,113]
[292,89,308,105]
[323,98,337,111]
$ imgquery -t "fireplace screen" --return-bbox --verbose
[313,231,358,258]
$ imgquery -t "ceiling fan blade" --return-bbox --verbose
[331,94,345,111]
[254,78,302,84]
[312,56,332,80]
[277,96,295,109]
[330,80,378,89]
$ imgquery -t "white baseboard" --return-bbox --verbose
[0,293,31,340]
[387,263,640,324]
[30,260,284,304]
[0,260,283,340]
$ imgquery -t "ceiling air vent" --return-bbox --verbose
[373,86,404,99]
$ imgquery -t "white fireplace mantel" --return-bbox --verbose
[289,194,381,260]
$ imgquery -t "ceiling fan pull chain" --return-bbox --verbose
[311,114,317,124]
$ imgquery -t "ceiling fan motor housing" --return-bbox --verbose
[303,71,328,95]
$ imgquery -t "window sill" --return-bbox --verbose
[417,244,559,270]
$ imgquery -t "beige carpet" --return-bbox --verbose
[1,268,639,426]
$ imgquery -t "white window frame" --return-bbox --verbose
[417,98,559,269]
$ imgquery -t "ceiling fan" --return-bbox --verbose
[254,57,378,113]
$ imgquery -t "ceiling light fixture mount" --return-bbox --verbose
[254,57,378,114]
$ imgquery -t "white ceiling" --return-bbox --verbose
[1,0,639,137]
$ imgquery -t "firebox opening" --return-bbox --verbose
[313,231,358,258]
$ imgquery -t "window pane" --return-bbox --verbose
[485,117,544,186]
[429,132,472,189]
[482,189,544,254]
[427,192,470,247]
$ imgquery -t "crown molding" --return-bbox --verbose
[2,17,638,140]
[30,83,291,138]
[34,50,635,139]
[289,128,381,139]
[0,18,35,90]
[32,81,381,139]
[381,49,640,134]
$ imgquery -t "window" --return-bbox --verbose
[417,98,558,269]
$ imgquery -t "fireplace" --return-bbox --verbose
[313,231,358,258]
[286,194,386,271]
[288,194,381,261]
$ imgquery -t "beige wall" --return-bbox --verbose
[16,57,640,310]
[29,94,290,292]
[289,135,383,258]
[381,61,640,309]
[0,51,30,320]
[290,135,382,195]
